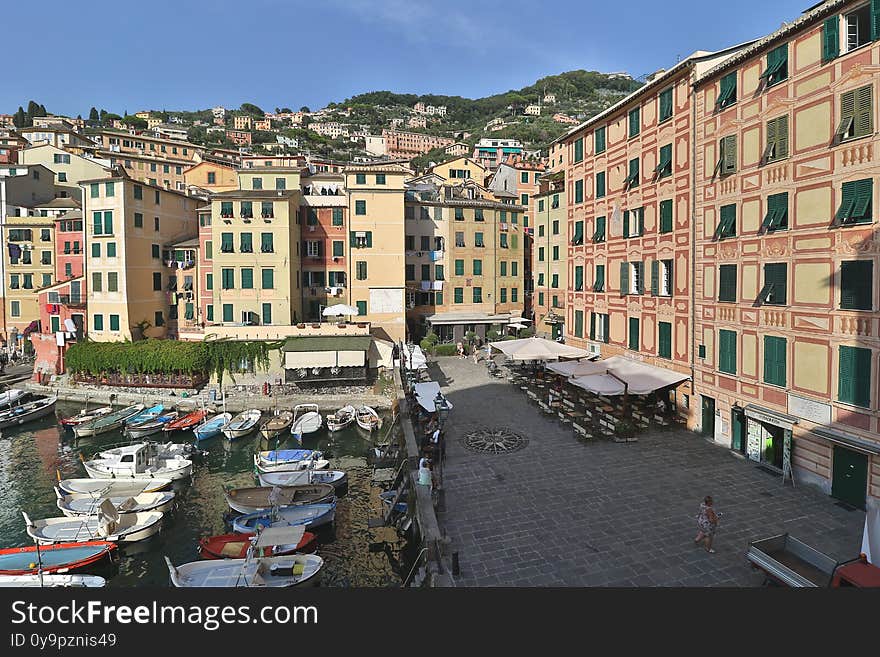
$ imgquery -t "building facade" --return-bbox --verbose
[532,175,567,340]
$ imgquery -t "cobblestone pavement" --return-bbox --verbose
[432,356,866,587]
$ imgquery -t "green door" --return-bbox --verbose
[831,446,868,509]
[701,396,715,438]
[731,407,745,453]
[551,324,561,340]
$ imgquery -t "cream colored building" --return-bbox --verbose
[81,176,199,341]
[18,144,111,200]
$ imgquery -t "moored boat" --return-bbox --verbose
[257,469,348,493]
[0,541,117,575]
[224,484,335,514]
[82,442,193,481]
[222,409,262,441]
[193,412,231,442]
[23,503,164,545]
[163,409,208,433]
[124,411,179,439]
[73,404,145,438]
[290,404,322,442]
[0,388,27,410]
[326,405,355,432]
[60,405,113,429]
[0,395,57,430]
[355,405,381,432]
[123,404,165,427]
[231,501,336,533]
[56,477,172,496]
[253,448,327,474]
[258,410,293,441]
[197,527,317,560]
[0,574,106,587]
[55,489,176,518]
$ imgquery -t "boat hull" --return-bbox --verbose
[231,504,336,533]
[57,492,176,518]
[257,469,347,493]
[0,574,106,587]
[224,484,335,514]
[0,398,57,429]
[0,541,117,575]
[197,531,317,559]
[28,513,164,545]
[83,460,193,481]
[57,478,172,496]
[168,554,322,588]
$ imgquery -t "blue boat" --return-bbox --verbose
[124,404,164,427]
[231,502,336,533]
[193,413,232,442]
[253,448,326,473]
[0,541,116,575]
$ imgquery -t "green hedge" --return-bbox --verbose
[433,344,458,356]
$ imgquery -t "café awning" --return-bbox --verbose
[283,336,372,369]
[544,357,602,377]
[569,356,690,395]
[413,382,454,413]
[489,337,591,361]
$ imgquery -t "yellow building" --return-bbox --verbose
[81,175,199,341]
[532,173,567,340]
[183,161,238,193]
[207,167,304,327]
[345,163,410,342]
[427,156,488,185]
[18,143,111,200]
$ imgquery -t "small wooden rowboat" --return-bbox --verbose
[232,502,336,533]
[163,409,208,433]
[355,405,381,432]
[0,541,117,575]
[55,490,176,518]
[259,411,293,441]
[124,411,179,439]
[257,469,348,493]
[56,477,172,496]
[223,484,335,514]
[194,412,231,442]
[197,528,317,560]
[326,405,355,432]
[60,406,113,429]
[223,409,262,441]
[0,395,58,429]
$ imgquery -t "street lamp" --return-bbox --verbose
[434,393,450,427]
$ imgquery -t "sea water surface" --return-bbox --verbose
[0,401,407,586]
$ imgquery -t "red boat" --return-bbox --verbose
[163,409,209,433]
[0,541,117,575]
[197,531,317,559]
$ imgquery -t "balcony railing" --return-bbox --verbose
[58,294,85,307]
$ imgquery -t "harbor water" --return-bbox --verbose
[0,401,408,587]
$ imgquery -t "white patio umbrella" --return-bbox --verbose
[413,382,454,412]
[322,304,360,317]
[489,336,591,361]
[403,345,428,370]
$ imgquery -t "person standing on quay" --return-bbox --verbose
[694,495,720,553]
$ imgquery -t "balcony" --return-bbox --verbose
[58,294,85,308]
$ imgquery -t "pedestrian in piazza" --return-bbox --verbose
[694,495,721,553]
[456,341,465,358]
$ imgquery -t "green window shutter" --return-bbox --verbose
[332,241,343,257]
[840,260,873,310]
[620,261,630,296]
[659,87,673,122]
[473,260,482,276]
[222,304,233,322]
[719,264,737,302]
[658,322,672,359]
[261,233,274,253]
[596,172,605,198]
[455,259,464,276]
[764,336,787,386]
[627,157,639,188]
[206,273,213,290]
[589,312,596,340]
[838,90,856,141]
[839,346,872,407]
[719,329,737,374]
[366,231,373,247]
[240,233,253,252]
[595,265,605,291]
[873,0,880,41]
[717,204,737,239]
[574,310,584,338]
[93,314,103,331]
[602,314,610,343]
[92,211,102,235]
[854,85,874,138]
[823,16,840,62]
[356,300,367,316]
[454,288,463,304]
[350,231,357,247]
[221,232,233,252]
[629,106,640,137]
[575,266,583,291]
[594,216,606,242]
[650,260,659,296]
[660,200,673,233]
[50,316,60,333]
[595,127,606,154]
[332,208,343,226]
[355,200,366,215]
[764,263,787,305]
[572,221,584,245]
[207,305,213,322]
[776,115,789,159]
[837,179,873,224]
[262,303,272,325]
[435,264,444,280]
[716,72,737,109]
[500,261,507,277]
[623,211,630,238]
[91,243,100,258]
[260,268,274,289]
[722,135,737,174]
[656,144,672,178]
[765,117,777,162]
[574,138,584,163]
[241,268,253,289]
[638,208,645,236]
[574,179,584,203]
[628,317,640,351]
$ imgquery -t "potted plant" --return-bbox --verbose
[614,419,637,442]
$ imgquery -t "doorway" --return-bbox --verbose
[831,446,868,510]
[701,396,715,438]
[731,407,746,454]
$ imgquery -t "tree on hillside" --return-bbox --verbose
[89,107,99,124]
[279,107,292,113]
[99,109,108,124]
[299,106,310,113]
[122,115,148,130]
[251,130,276,144]
[13,107,26,128]
[240,103,264,117]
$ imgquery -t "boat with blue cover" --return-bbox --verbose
[193,412,231,441]
[231,501,336,533]
[253,449,327,473]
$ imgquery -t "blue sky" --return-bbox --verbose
[5,0,811,116]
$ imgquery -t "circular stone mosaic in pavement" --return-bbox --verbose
[460,427,529,454]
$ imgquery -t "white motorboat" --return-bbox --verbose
[95,441,196,461]
[82,442,193,481]
[290,404,322,442]
[326,405,355,432]
[257,469,348,492]
[0,574,106,588]
[222,409,262,441]
[57,477,172,496]
[23,503,164,545]
[55,488,176,518]
[165,526,323,588]
[355,405,381,432]
[0,388,27,410]
[73,404,145,438]
[0,395,57,430]
[253,449,328,474]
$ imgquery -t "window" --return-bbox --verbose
[845,4,872,52]
[153,272,161,290]
[521,171,529,183]
[435,264,444,280]
[92,210,113,235]
[222,268,235,289]
[569,310,582,338]
[206,273,213,290]
[552,194,560,209]
[64,263,72,277]
[593,216,606,243]
[590,312,609,343]
[716,71,737,110]
[659,87,673,122]
[41,250,51,265]
[420,264,431,281]
[306,208,318,226]
[239,233,254,253]
[628,317,640,351]
[207,305,214,322]
[520,193,529,206]
[107,272,118,292]
[207,172,216,185]
[258,232,274,253]
[106,243,117,259]
[717,135,737,176]
[838,345,872,407]
[761,193,788,233]
[500,288,507,303]
[134,212,143,228]
[90,183,99,199]
[454,207,464,221]
[252,177,263,190]
[718,329,737,374]
[763,115,789,163]
[620,261,644,295]
[375,174,386,185]
[840,260,873,310]
[306,241,320,257]
[475,209,484,222]
[356,261,367,280]
[658,322,672,359]
[500,234,508,249]
[454,287,463,304]
[716,204,737,239]
[652,259,673,297]
[574,179,584,204]
[222,304,233,322]
[241,202,253,219]
[538,200,545,213]
[552,245,559,260]
[8,274,18,289]
[538,247,545,262]
[332,240,343,257]
[105,182,115,197]
[262,202,274,218]
[764,336,787,387]
[220,202,233,218]
[92,272,102,292]
[275,178,286,190]
[473,259,483,276]
[594,264,605,292]
[572,220,584,245]
[262,303,272,325]
[574,266,584,291]
[240,268,253,289]
[761,43,788,87]
[551,273,559,289]
[500,261,507,277]
[573,138,584,163]
[551,220,560,236]
[758,263,787,305]
[350,231,372,248]
[837,86,873,142]
[719,264,737,302]
[624,208,644,238]
[154,216,159,231]
[92,313,102,330]
[472,232,483,248]
[628,106,640,138]
[512,261,518,277]
[596,172,606,199]
[656,144,672,179]
[659,200,673,234]
[356,173,366,184]
[472,287,482,303]
[405,264,415,281]
[355,200,366,215]
[332,208,344,226]
[538,292,545,306]
[625,157,640,189]
[834,178,874,225]
[594,126,606,154]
